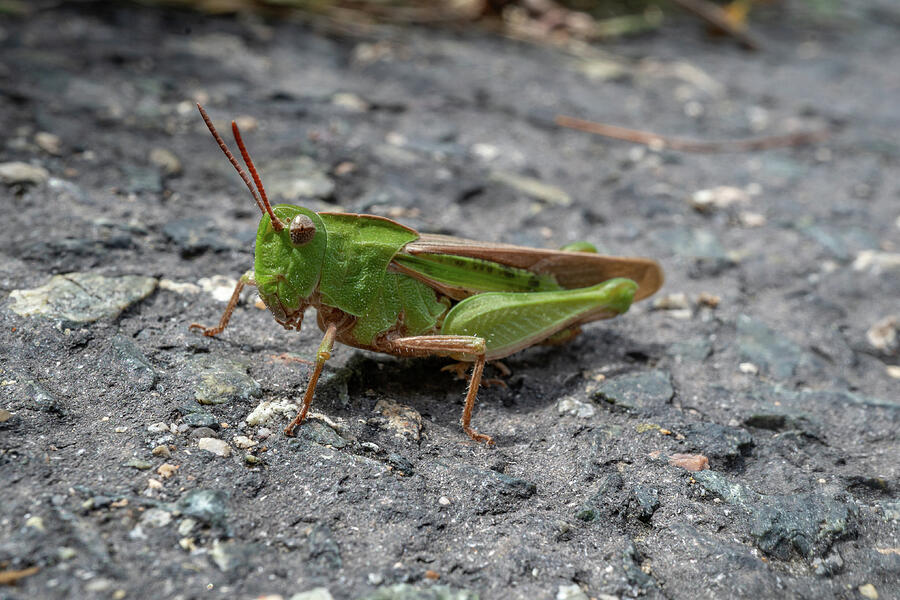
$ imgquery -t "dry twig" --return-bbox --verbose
[555,115,829,153]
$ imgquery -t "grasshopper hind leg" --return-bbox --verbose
[189,271,256,337]
[387,335,493,445]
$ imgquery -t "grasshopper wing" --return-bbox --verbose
[401,234,663,302]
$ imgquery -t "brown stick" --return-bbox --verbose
[555,115,829,153]
[667,0,760,50]
[0,566,39,585]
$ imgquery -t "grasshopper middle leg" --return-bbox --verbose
[189,271,256,337]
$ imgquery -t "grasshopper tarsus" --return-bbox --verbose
[188,323,221,337]
[440,362,470,380]
[464,427,495,446]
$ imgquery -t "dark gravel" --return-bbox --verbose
[1,1,898,599]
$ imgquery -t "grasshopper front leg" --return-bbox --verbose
[284,323,338,437]
[189,271,255,337]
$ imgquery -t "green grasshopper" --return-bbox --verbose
[190,105,663,444]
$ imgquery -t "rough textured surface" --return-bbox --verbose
[1,1,899,599]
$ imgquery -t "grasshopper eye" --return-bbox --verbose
[289,214,316,246]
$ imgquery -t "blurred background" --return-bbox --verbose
[1,1,898,599]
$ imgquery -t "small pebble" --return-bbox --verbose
[739,362,759,375]
[866,316,898,352]
[246,399,299,426]
[147,422,169,433]
[858,583,878,600]
[690,186,750,212]
[233,435,256,449]
[333,161,356,176]
[886,365,900,379]
[331,92,369,112]
[556,584,589,600]
[653,293,690,311]
[179,537,196,551]
[257,427,272,439]
[372,399,422,440]
[190,427,217,440]
[0,409,11,423]
[0,161,49,185]
[156,463,179,479]
[739,211,766,227]
[152,445,171,458]
[669,453,709,471]
[149,147,182,175]
[35,132,62,155]
[198,437,231,457]
[438,496,451,506]
[141,508,172,528]
[146,478,163,490]
[159,279,201,295]
[123,458,153,470]
[198,276,239,303]
[471,143,500,161]
[234,115,257,132]
[696,292,720,308]
[290,589,334,600]
[556,396,596,419]
[853,251,900,273]
[178,518,196,535]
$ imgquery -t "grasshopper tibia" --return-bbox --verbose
[284,322,338,437]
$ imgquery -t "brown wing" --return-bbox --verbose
[404,234,663,302]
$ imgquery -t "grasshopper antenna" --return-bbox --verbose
[231,119,280,231]
[197,104,283,231]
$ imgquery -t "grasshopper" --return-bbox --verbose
[190,105,663,444]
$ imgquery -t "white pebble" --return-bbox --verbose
[232,435,257,449]
[739,362,759,375]
[197,437,231,457]
[245,399,299,426]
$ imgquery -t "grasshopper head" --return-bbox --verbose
[254,205,327,324]
[196,105,326,327]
